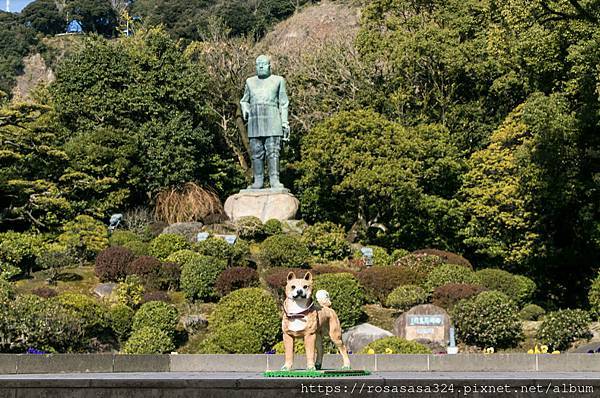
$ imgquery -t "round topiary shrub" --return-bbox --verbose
[452,291,522,348]
[412,249,472,269]
[0,231,45,278]
[395,253,445,275]
[301,222,351,262]
[359,336,432,354]
[590,274,600,320]
[259,234,311,268]
[271,336,338,354]
[58,215,109,262]
[0,279,15,301]
[536,309,592,351]
[157,262,181,291]
[432,283,487,310]
[234,216,266,241]
[474,268,520,298]
[357,267,426,304]
[390,249,411,263]
[386,285,429,311]
[195,237,250,267]
[122,326,174,354]
[95,246,136,282]
[132,300,179,337]
[109,230,142,247]
[55,292,109,336]
[264,219,283,236]
[314,273,365,329]
[215,267,259,297]
[148,234,190,261]
[116,275,145,309]
[425,264,476,292]
[109,303,134,342]
[312,264,357,276]
[208,288,280,352]
[165,249,202,266]
[210,321,264,353]
[122,240,149,256]
[519,304,546,321]
[180,256,227,301]
[514,275,537,305]
[127,256,162,289]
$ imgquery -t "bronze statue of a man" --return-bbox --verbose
[241,55,290,190]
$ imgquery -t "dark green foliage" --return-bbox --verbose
[180,255,227,301]
[58,215,109,262]
[215,266,259,297]
[194,237,250,266]
[122,240,149,256]
[314,273,365,329]
[123,326,174,354]
[109,230,142,247]
[109,303,134,343]
[514,275,537,306]
[425,264,476,292]
[21,0,65,35]
[264,267,305,299]
[0,278,14,301]
[264,219,283,236]
[431,283,487,310]
[359,336,431,354]
[32,286,58,298]
[208,287,281,353]
[0,12,38,96]
[158,262,181,291]
[357,267,426,304]
[474,269,521,299]
[95,246,135,282]
[259,234,311,268]
[55,293,109,338]
[165,249,202,266]
[148,234,190,261]
[0,232,44,279]
[412,249,472,269]
[65,0,117,36]
[386,285,428,311]
[302,222,351,262]
[536,309,592,351]
[132,300,179,338]
[590,274,600,320]
[519,304,546,321]
[395,253,445,275]
[452,291,522,348]
[234,216,266,241]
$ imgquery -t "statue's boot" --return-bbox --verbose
[268,155,284,189]
[248,160,264,189]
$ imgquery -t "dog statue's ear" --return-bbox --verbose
[287,271,296,281]
[303,272,313,281]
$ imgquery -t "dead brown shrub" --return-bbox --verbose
[154,183,223,224]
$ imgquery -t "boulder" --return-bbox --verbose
[161,222,204,242]
[342,323,393,353]
[224,190,299,222]
[182,315,209,334]
[92,283,117,299]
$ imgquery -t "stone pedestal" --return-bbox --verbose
[224,189,299,222]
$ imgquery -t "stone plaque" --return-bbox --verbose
[196,232,210,242]
[394,304,450,346]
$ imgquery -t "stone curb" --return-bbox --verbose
[0,354,598,373]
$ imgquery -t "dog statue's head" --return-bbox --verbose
[285,271,313,301]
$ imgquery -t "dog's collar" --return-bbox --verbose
[284,300,314,319]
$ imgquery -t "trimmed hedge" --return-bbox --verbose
[432,283,487,310]
[195,237,250,267]
[148,234,190,260]
[359,336,431,354]
[109,304,134,343]
[234,216,266,241]
[519,304,546,321]
[132,300,179,338]
[425,264,476,292]
[536,309,592,351]
[386,285,428,311]
[301,222,351,262]
[259,234,311,268]
[180,255,227,301]
[215,266,259,297]
[412,249,472,268]
[357,267,425,304]
[394,253,445,275]
[95,246,136,282]
[590,273,600,320]
[122,326,174,354]
[314,273,365,329]
[109,230,142,247]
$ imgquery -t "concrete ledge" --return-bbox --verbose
[0,354,599,374]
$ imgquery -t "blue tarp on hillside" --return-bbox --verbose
[66,20,83,33]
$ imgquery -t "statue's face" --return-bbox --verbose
[256,56,271,79]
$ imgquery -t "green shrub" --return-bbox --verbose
[0,231,45,278]
[264,219,283,236]
[314,273,365,329]
[122,240,149,256]
[0,279,15,301]
[58,215,109,262]
[215,266,259,297]
[302,222,351,262]
[208,288,280,353]
[391,249,410,263]
[474,268,520,298]
[425,264,476,292]
[395,253,445,275]
[412,249,472,268]
[259,234,311,268]
[432,283,487,310]
[210,321,264,353]
[357,267,425,304]
[109,303,134,343]
[148,234,190,260]
[536,309,592,351]
[386,285,428,311]
[109,230,142,247]
[35,243,78,282]
[157,262,181,291]
[132,301,179,337]
[95,246,136,282]
[195,237,250,266]
[234,216,266,240]
[359,336,432,354]
[166,249,202,266]
[452,291,522,348]
[519,304,546,321]
[514,275,536,305]
[116,275,145,309]
[272,337,338,354]
[590,274,600,320]
[180,255,227,301]
[55,293,109,335]
[123,326,175,354]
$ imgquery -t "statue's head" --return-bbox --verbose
[256,55,271,79]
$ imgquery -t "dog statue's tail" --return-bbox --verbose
[316,290,331,307]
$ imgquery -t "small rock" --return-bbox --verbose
[342,323,393,353]
[182,315,208,334]
[161,222,204,242]
[93,283,117,299]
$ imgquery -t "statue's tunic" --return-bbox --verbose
[240,75,289,138]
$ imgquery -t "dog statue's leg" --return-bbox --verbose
[282,332,294,371]
[304,333,317,371]
[328,313,351,370]
[315,333,323,370]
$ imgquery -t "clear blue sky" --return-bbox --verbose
[1,0,34,13]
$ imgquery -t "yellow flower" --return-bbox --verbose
[484,347,494,354]
[385,348,393,354]
[527,349,534,354]
[551,350,560,355]
[367,348,375,355]
[540,345,548,354]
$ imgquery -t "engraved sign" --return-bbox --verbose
[394,304,450,346]
[196,232,210,242]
